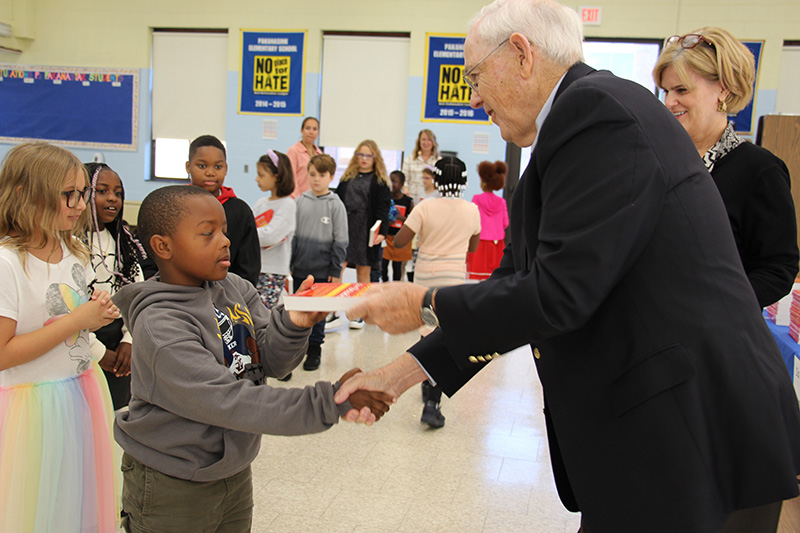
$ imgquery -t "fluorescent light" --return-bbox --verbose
[0,23,12,38]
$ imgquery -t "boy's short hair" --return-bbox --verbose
[189,135,226,161]
[138,185,214,258]
[422,166,435,177]
[308,153,336,176]
[390,170,406,184]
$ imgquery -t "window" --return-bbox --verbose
[583,38,662,95]
[319,33,410,151]
[151,29,228,179]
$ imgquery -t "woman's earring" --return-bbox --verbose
[717,99,727,113]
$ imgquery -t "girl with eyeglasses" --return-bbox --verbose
[654,27,798,310]
[83,162,147,411]
[335,140,392,328]
[0,142,122,531]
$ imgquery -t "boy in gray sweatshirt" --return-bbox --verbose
[291,154,348,371]
[114,185,387,533]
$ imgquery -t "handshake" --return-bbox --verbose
[338,368,393,424]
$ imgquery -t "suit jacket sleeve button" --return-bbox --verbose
[534,348,541,359]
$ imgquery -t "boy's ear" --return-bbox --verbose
[185,161,191,175]
[149,234,173,261]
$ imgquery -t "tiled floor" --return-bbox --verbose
[254,318,581,532]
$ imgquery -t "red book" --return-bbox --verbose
[283,283,378,311]
[390,205,407,229]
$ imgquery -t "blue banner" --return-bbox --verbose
[422,34,490,124]
[0,65,138,149]
[731,41,763,134]
[239,31,306,115]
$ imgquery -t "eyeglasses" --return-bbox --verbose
[62,187,91,208]
[355,152,374,159]
[463,37,510,94]
[665,34,715,50]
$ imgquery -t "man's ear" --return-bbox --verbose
[150,234,173,261]
[509,32,535,79]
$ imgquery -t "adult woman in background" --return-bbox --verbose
[287,116,322,198]
[654,27,798,308]
[402,129,441,204]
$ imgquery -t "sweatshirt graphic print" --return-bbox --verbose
[214,303,265,385]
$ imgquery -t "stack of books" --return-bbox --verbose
[789,289,800,342]
[765,302,779,323]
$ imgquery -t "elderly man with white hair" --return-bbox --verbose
[337,0,800,531]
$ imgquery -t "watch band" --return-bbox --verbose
[422,287,436,311]
[421,288,439,328]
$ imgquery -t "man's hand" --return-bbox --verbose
[335,353,429,422]
[347,282,427,334]
[287,275,328,328]
[339,368,393,422]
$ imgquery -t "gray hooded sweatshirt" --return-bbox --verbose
[113,273,352,482]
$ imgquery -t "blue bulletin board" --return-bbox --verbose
[422,34,490,124]
[731,41,763,135]
[0,65,138,150]
[239,30,306,116]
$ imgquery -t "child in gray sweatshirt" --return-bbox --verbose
[114,185,388,532]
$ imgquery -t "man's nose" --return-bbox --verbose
[469,89,483,109]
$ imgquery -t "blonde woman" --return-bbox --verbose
[654,27,798,307]
[402,129,441,204]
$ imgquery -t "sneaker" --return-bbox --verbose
[421,381,432,403]
[303,343,321,371]
[349,317,365,329]
[325,312,342,330]
[421,401,445,428]
[277,372,292,382]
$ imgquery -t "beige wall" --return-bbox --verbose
[1,0,798,88]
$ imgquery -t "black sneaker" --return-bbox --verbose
[421,380,432,403]
[303,343,322,371]
[421,401,445,428]
[277,372,292,382]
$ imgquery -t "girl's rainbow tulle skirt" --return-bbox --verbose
[0,363,120,532]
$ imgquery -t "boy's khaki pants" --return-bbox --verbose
[120,452,253,533]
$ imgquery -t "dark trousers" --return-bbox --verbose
[578,501,783,533]
[381,257,404,282]
[103,370,131,411]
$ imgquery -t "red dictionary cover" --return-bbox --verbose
[283,283,377,311]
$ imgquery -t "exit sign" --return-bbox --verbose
[579,6,602,25]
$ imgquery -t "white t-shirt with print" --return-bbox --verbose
[0,242,93,386]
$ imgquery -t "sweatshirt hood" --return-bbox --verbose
[475,192,506,216]
[113,276,213,328]
[217,185,237,205]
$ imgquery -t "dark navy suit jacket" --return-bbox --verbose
[411,63,800,532]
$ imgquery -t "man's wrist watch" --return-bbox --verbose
[421,288,439,328]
